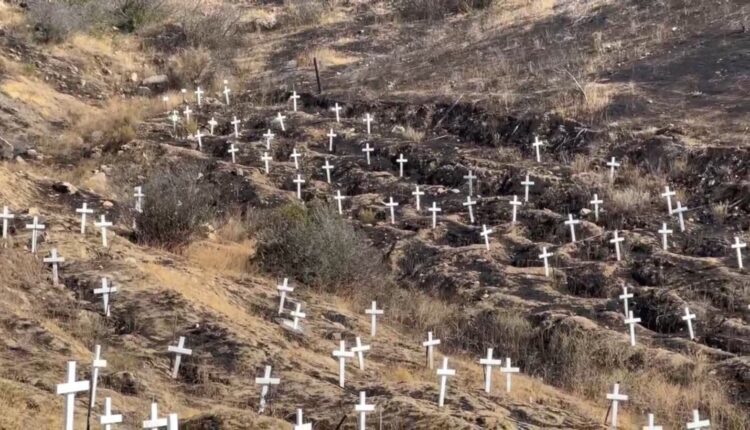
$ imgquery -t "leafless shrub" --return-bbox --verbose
[135,164,213,249]
[281,0,326,27]
[174,0,242,54]
[166,47,215,89]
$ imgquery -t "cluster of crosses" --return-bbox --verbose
[4,81,746,429]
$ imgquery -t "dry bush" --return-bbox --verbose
[135,164,214,249]
[174,1,242,54]
[396,0,494,21]
[166,47,215,89]
[26,0,167,42]
[711,201,729,224]
[399,126,425,142]
[281,0,326,27]
[252,203,389,292]
[608,186,652,219]
[75,98,148,154]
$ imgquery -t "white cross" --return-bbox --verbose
[564,214,581,243]
[606,383,628,429]
[510,195,522,223]
[532,136,544,163]
[170,110,179,130]
[624,310,641,346]
[436,357,456,408]
[143,402,168,429]
[168,336,193,379]
[327,128,336,151]
[500,357,520,393]
[90,344,107,406]
[686,409,710,429]
[276,112,286,131]
[263,129,275,150]
[732,236,746,269]
[539,247,553,277]
[294,409,312,430]
[682,307,696,340]
[606,157,620,180]
[101,397,123,430]
[76,203,93,235]
[231,116,241,138]
[385,197,399,225]
[463,195,476,223]
[180,88,187,102]
[228,144,239,164]
[521,175,534,202]
[293,174,305,200]
[610,230,624,262]
[642,413,663,430]
[412,185,425,211]
[261,152,273,174]
[422,331,441,369]
[194,86,203,106]
[255,365,280,413]
[332,340,354,388]
[223,80,231,105]
[619,286,633,318]
[334,190,346,215]
[351,336,370,370]
[134,186,145,213]
[167,414,178,430]
[44,248,65,286]
[661,186,676,214]
[208,117,218,135]
[362,143,374,165]
[57,361,90,430]
[590,194,603,222]
[363,113,373,135]
[658,222,672,251]
[396,153,407,178]
[1,206,15,239]
[322,159,334,183]
[183,105,192,122]
[194,129,203,151]
[162,95,169,110]
[479,348,503,393]
[290,302,306,330]
[290,148,302,170]
[481,224,494,251]
[94,215,113,248]
[25,216,45,254]
[673,201,688,232]
[331,103,342,123]
[464,171,477,195]
[365,301,384,337]
[289,91,300,112]
[355,391,375,430]
[94,277,117,317]
[428,202,442,229]
[277,278,293,314]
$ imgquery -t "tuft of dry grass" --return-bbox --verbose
[711,201,729,224]
[608,187,652,218]
[296,47,358,69]
[398,126,425,142]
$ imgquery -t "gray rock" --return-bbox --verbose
[52,181,78,195]
[141,75,169,93]
[0,136,13,160]
[135,86,152,97]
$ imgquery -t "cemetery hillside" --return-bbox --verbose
[1,0,750,429]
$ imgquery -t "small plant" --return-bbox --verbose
[357,208,377,225]
[711,201,729,224]
[281,0,325,27]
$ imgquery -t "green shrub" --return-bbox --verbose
[253,203,388,292]
[135,165,213,249]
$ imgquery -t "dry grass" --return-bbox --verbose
[1,76,88,123]
[296,47,358,69]
[397,126,425,142]
[608,186,652,218]
[185,240,253,273]
[711,201,730,224]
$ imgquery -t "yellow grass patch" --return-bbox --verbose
[1,77,89,123]
[0,3,24,27]
[50,34,147,77]
[185,240,253,274]
[0,379,61,429]
[141,263,254,326]
[297,47,358,69]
